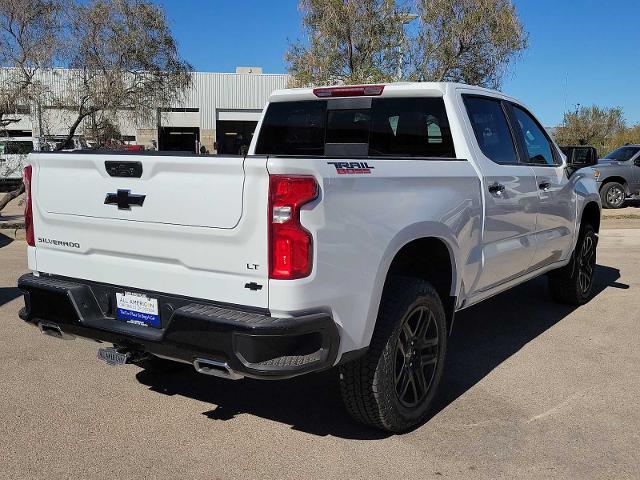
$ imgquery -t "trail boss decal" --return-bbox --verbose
[327,161,374,175]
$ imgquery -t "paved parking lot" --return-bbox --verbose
[1,230,639,480]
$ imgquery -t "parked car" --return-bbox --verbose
[560,145,598,168]
[17,82,601,432]
[593,144,640,208]
[0,135,89,191]
[0,137,36,191]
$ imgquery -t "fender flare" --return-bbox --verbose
[359,222,461,348]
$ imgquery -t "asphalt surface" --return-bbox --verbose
[1,230,639,480]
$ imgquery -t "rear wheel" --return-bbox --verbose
[548,223,597,305]
[339,277,447,432]
[600,182,626,209]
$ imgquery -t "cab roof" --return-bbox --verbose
[268,81,513,103]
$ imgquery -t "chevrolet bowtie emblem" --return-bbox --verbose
[104,190,146,210]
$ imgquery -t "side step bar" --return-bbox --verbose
[193,358,244,380]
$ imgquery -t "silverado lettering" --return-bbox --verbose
[37,237,80,249]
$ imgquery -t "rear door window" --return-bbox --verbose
[464,96,519,165]
[256,97,456,158]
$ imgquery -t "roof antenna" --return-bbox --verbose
[563,73,568,115]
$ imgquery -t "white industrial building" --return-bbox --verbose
[3,67,289,154]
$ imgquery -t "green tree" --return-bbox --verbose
[608,124,640,151]
[412,0,528,88]
[555,105,626,155]
[286,0,409,86]
[287,0,528,89]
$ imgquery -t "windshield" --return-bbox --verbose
[603,146,640,161]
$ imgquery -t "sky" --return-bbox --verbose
[157,0,640,127]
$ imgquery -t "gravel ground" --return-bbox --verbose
[0,230,639,480]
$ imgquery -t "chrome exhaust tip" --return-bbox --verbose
[193,358,243,380]
[38,322,75,340]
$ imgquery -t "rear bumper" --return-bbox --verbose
[18,273,339,379]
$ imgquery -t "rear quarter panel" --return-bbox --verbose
[267,156,482,357]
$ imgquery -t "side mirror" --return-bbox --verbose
[565,147,598,168]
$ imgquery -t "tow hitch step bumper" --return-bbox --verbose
[18,273,340,379]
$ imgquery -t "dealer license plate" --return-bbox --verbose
[116,291,160,328]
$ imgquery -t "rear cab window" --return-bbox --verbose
[255,97,456,158]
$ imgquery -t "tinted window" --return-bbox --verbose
[603,146,640,162]
[256,101,326,155]
[464,97,518,165]
[369,98,455,157]
[326,109,370,144]
[256,97,456,158]
[512,106,556,166]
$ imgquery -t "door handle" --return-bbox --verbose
[488,183,506,196]
[539,182,551,191]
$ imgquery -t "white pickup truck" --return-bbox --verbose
[18,82,601,432]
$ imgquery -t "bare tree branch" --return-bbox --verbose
[0,182,25,214]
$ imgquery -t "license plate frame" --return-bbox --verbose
[115,291,160,328]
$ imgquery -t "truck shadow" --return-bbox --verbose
[136,264,625,440]
[0,232,14,249]
[0,287,22,308]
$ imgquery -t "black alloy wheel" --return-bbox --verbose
[394,306,440,408]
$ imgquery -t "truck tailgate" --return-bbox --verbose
[28,153,270,308]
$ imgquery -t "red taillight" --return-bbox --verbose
[269,175,318,280]
[23,165,34,246]
[313,85,385,98]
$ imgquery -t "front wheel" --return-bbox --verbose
[600,182,626,209]
[339,277,447,432]
[548,224,597,305]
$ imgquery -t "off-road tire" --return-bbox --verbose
[600,182,626,209]
[339,277,447,432]
[548,224,597,305]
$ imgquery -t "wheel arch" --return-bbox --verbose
[364,226,461,347]
[600,176,630,195]
[581,201,601,233]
